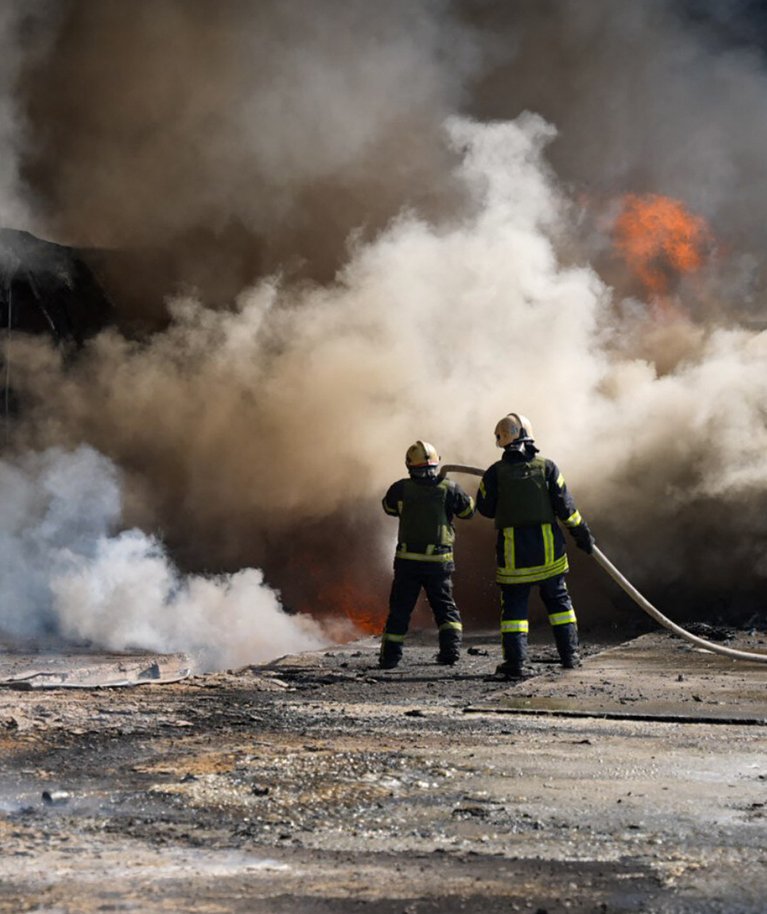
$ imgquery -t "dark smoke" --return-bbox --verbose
[18,0,477,321]
[1,0,767,649]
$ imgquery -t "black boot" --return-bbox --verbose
[553,622,581,669]
[495,631,530,679]
[436,628,461,665]
[379,637,403,670]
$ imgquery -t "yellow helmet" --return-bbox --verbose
[405,440,440,469]
[494,413,534,448]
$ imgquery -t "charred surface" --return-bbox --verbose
[1,631,767,913]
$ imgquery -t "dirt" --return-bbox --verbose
[1,628,767,913]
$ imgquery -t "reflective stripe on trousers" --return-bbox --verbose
[383,566,462,644]
[498,574,577,632]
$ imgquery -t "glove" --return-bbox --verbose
[571,522,595,555]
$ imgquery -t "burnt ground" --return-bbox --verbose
[1,629,767,914]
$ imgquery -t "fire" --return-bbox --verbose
[613,194,712,300]
[309,574,387,636]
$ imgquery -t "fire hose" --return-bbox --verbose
[440,464,767,664]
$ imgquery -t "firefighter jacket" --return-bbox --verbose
[382,474,475,572]
[477,446,588,584]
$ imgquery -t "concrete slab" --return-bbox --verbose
[0,646,191,689]
[467,631,767,723]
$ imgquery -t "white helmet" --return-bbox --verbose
[405,440,440,470]
[494,413,534,448]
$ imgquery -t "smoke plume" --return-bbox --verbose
[0,446,327,668]
[2,0,767,662]
[18,0,478,315]
[0,1,56,230]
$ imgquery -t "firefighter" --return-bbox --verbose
[379,440,475,669]
[477,413,595,679]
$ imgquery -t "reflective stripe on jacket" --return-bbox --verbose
[477,447,586,584]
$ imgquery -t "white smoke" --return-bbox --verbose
[9,113,606,536]
[0,446,328,668]
[8,110,767,625]
[4,0,767,630]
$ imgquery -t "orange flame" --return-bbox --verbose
[299,558,387,637]
[613,194,712,299]
[315,578,387,635]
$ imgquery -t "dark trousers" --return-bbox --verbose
[381,564,462,662]
[500,574,578,667]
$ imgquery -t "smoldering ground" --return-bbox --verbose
[2,1,767,662]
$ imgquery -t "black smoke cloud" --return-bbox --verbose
[17,0,477,319]
[2,0,767,641]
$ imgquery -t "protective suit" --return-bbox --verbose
[477,415,594,678]
[380,441,475,669]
